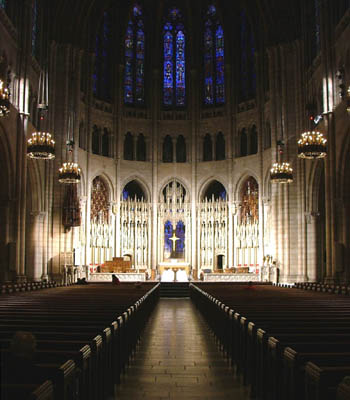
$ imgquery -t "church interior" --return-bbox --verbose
[0,0,350,399]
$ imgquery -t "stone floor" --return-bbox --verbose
[114,299,250,400]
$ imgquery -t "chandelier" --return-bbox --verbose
[58,162,81,184]
[27,132,55,160]
[270,162,293,183]
[0,79,10,117]
[297,131,327,159]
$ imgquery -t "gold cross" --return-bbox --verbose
[169,232,179,251]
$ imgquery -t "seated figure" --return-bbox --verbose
[176,269,188,282]
[161,269,175,282]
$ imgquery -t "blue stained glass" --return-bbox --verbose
[204,27,214,104]
[163,10,186,107]
[0,0,6,9]
[124,5,145,105]
[32,0,37,56]
[124,23,134,104]
[163,31,174,106]
[207,5,216,16]
[133,4,142,16]
[215,25,225,103]
[164,221,173,253]
[170,8,181,20]
[175,221,185,253]
[176,30,185,106]
[204,7,225,105]
[123,190,129,200]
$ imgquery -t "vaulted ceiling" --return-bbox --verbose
[50,0,302,51]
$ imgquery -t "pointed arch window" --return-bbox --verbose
[102,128,110,157]
[137,133,146,161]
[163,135,173,162]
[124,132,134,160]
[250,125,258,155]
[93,11,112,101]
[163,7,186,107]
[215,132,225,160]
[176,135,186,163]
[204,5,225,105]
[32,0,38,57]
[124,4,145,105]
[203,134,213,161]
[240,128,247,157]
[92,125,100,155]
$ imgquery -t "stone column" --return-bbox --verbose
[26,211,46,281]
[305,211,319,282]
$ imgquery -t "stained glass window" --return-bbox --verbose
[204,6,225,105]
[124,4,145,105]
[0,0,6,9]
[32,0,38,57]
[239,10,256,101]
[164,220,173,253]
[163,8,186,107]
[175,221,185,253]
[94,12,111,101]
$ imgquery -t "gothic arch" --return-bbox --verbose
[159,177,190,202]
[121,175,151,202]
[234,171,260,201]
[198,177,228,202]
[90,172,114,202]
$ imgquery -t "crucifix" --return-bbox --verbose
[169,232,179,252]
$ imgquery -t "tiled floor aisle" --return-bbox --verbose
[114,299,250,400]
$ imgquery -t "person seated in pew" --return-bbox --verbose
[77,277,88,285]
[5,331,39,383]
[244,281,255,290]
[112,274,120,285]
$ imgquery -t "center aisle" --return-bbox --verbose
[114,298,250,400]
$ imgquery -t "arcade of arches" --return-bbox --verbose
[0,1,349,285]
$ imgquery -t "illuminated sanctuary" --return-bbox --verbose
[0,0,349,285]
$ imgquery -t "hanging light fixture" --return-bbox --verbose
[0,79,10,117]
[270,140,293,184]
[27,131,55,159]
[270,162,293,183]
[297,131,327,159]
[27,67,56,160]
[59,112,81,184]
[58,162,81,184]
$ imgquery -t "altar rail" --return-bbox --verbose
[202,273,260,282]
[89,273,146,282]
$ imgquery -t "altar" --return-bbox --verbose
[159,261,190,282]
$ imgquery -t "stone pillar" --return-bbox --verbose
[26,211,46,281]
[305,211,319,282]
